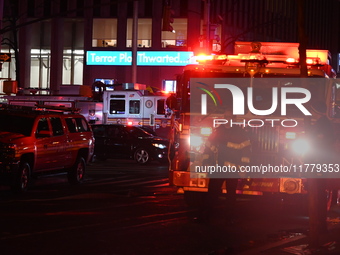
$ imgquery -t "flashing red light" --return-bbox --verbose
[306,59,314,65]
[195,54,228,64]
[286,57,320,65]
[286,58,297,64]
[195,54,214,62]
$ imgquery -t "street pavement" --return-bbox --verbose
[208,205,340,255]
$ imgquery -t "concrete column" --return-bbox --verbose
[0,0,3,51]
[187,0,201,52]
[152,0,162,49]
[117,1,127,49]
[330,0,339,72]
[50,17,64,94]
[18,0,31,89]
[18,27,32,89]
[83,0,94,86]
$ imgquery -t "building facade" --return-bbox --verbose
[1,0,339,94]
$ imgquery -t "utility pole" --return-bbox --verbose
[297,0,327,249]
[203,0,212,53]
[297,0,308,78]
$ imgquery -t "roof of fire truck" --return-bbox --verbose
[187,42,336,78]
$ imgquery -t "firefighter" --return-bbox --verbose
[156,120,171,139]
[196,110,251,222]
[307,101,335,240]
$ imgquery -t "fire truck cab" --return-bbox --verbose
[102,89,169,127]
[168,41,340,206]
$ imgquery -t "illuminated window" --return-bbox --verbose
[30,49,51,90]
[92,19,118,47]
[63,50,84,85]
[163,80,176,92]
[199,22,222,52]
[126,18,152,48]
[161,18,187,48]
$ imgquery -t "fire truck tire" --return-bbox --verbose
[184,191,206,208]
[11,162,31,193]
[134,148,150,164]
[68,156,86,185]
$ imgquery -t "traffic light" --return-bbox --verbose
[162,5,174,32]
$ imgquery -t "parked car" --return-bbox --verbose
[0,104,95,192]
[91,124,168,164]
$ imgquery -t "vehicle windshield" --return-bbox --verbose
[137,126,157,136]
[127,126,153,138]
[0,114,35,136]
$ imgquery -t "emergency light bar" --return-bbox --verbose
[194,53,326,67]
[285,57,322,66]
[194,41,330,67]
[194,54,228,64]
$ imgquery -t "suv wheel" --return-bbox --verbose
[11,162,30,193]
[134,148,150,164]
[68,156,86,185]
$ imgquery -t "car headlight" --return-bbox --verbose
[152,143,167,149]
[291,138,310,155]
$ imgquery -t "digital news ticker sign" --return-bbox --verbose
[86,51,197,66]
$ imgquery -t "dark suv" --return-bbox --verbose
[92,124,168,164]
[0,104,94,192]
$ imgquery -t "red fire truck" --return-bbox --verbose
[167,41,340,206]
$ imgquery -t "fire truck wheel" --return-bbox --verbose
[11,162,31,193]
[68,156,86,185]
[134,148,150,164]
